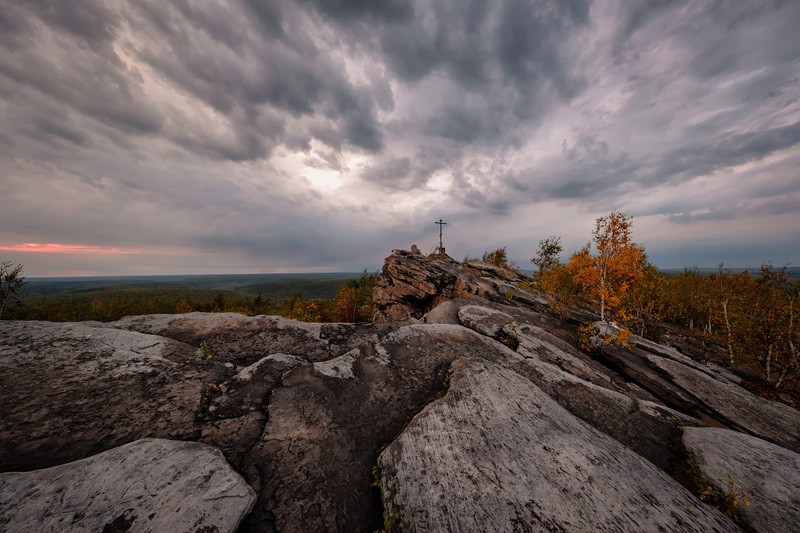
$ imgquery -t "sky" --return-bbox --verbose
[1,0,799,277]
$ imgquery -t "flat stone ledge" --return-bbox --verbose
[0,438,256,533]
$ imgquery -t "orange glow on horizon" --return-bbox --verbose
[0,242,139,255]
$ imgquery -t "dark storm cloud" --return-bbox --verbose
[130,0,391,153]
[683,2,800,81]
[611,0,684,58]
[546,121,800,203]
[349,0,593,189]
[370,0,589,88]
[374,0,591,134]
[535,121,800,205]
[361,157,411,186]
[0,0,391,162]
[449,161,534,215]
[667,195,800,225]
[649,122,800,185]
[496,0,800,216]
[2,0,591,171]
[299,0,414,24]
[0,29,162,137]
[27,0,120,46]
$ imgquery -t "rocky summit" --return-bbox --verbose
[1,249,799,532]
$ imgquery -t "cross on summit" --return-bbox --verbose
[434,218,447,255]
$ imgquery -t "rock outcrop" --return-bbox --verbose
[372,249,544,322]
[1,248,799,532]
[0,438,255,533]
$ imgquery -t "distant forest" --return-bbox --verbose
[4,272,377,324]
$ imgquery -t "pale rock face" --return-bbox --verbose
[683,427,800,533]
[379,358,739,533]
[0,438,256,533]
[457,304,514,337]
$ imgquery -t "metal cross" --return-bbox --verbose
[435,219,447,249]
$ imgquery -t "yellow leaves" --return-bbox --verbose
[616,327,632,348]
[539,263,580,319]
[578,324,598,352]
[566,212,647,326]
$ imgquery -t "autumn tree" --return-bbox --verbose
[0,261,25,319]
[332,270,377,322]
[538,263,581,319]
[567,211,646,325]
[663,267,713,332]
[718,264,800,388]
[532,236,562,277]
[623,259,667,338]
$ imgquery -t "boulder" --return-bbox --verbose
[373,249,462,321]
[0,438,255,533]
[373,250,539,323]
[683,427,800,533]
[379,358,739,532]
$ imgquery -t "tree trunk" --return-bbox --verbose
[775,296,797,390]
[766,344,773,383]
[722,300,734,365]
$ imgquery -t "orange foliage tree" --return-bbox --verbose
[568,211,646,323]
[331,270,377,323]
[538,263,581,319]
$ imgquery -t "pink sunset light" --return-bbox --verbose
[0,243,138,255]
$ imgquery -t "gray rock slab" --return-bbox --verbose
[379,358,739,533]
[0,438,255,533]
[457,325,688,471]
[594,343,711,419]
[495,281,548,307]
[457,304,514,337]
[516,322,610,384]
[683,427,800,533]
[0,321,207,472]
[644,351,800,452]
[634,334,743,385]
[112,313,376,364]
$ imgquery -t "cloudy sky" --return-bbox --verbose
[1,0,799,276]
